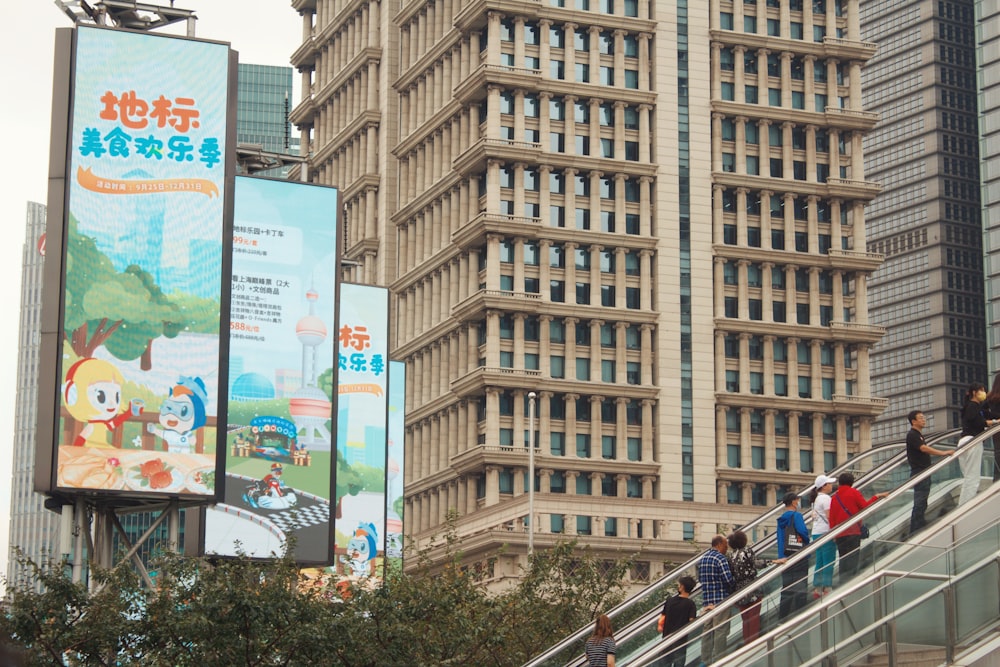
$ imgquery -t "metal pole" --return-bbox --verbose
[528,391,536,558]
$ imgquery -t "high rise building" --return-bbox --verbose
[236,63,300,178]
[237,63,297,156]
[287,0,886,580]
[978,2,1000,376]
[7,203,60,590]
[861,1,985,443]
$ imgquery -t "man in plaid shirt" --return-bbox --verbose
[698,534,735,665]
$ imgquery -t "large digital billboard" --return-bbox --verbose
[43,26,235,499]
[386,360,406,570]
[333,284,389,584]
[204,176,339,564]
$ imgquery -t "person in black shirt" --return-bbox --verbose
[906,410,953,534]
[657,575,697,667]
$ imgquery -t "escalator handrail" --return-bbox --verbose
[624,425,997,667]
[521,428,961,667]
[715,499,1000,667]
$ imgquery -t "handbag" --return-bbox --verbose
[835,493,870,539]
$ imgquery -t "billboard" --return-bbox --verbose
[334,284,390,584]
[41,26,235,499]
[385,360,406,569]
[204,176,339,564]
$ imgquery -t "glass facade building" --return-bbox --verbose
[6,203,59,590]
[861,0,986,442]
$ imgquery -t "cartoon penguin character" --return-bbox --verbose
[63,358,140,448]
[146,376,208,454]
[341,522,378,579]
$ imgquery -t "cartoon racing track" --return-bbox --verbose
[219,472,330,546]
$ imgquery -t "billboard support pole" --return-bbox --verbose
[168,500,180,552]
[71,498,86,583]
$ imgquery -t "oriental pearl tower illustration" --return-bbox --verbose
[289,285,332,449]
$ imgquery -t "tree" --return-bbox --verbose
[1,531,635,667]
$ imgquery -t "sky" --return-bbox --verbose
[0,0,302,579]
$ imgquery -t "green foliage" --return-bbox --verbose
[0,531,634,667]
[316,367,334,402]
[335,449,362,501]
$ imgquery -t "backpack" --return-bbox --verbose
[730,548,760,605]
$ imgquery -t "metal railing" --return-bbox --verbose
[522,429,962,667]
[621,425,998,667]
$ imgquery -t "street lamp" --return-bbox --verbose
[528,391,536,558]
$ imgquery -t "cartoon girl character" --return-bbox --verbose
[63,357,140,448]
[146,376,208,454]
[340,522,378,579]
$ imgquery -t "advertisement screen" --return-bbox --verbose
[333,284,389,584]
[204,176,339,564]
[54,27,232,498]
[386,360,406,570]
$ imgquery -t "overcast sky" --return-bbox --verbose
[0,0,303,580]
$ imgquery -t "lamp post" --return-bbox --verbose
[528,391,536,558]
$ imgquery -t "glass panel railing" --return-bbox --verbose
[716,516,1000,667]
[623,426,1000,667]
[522,430,960,667]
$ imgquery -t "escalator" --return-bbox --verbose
[620,425,1000,666]
[523,428,964,667]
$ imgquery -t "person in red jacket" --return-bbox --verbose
[829,472,889,580]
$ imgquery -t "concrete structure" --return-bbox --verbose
[861,0,986,443]
[289,0,885,584]
[7,203,60,590]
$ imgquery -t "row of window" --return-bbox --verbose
[724,370,853,398]
[724,410,855,439]
[721,225,840,254]
[495,238,645,272]
[722,12,847,41]
[480,390,646,424]
[721,153,845,181]
[722,298,844,325]
[741,0,845,14]
[719,82,847,111]
[722,262,843,293]
[548,0,641,16]
[496,203,644,235]
[491,94,645,128]
[483,316,645,347]
[717,188,851,223]
[494,22,642,55]
[723,335,852,365]
[489,166,645,200]
[720,118,848,153]
[492,352,644,383]
[496,431,644,462]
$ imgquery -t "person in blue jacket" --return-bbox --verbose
[775,492,811,619]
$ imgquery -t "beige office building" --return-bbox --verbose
[288,0,885,584]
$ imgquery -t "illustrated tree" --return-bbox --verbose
[317,367,334,401]
[334,449,363,519]
[63,217,219,370]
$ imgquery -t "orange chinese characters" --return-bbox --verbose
[339,325,371,351]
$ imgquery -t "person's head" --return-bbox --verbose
[908,410,926,431]
[809,474,836,502]
[782,492,800,509]
[592,613,614,640]
[838,472,855,488]
[728,530,748,551]
[966,382,987,405]
[677,575,696,595]
[711,534,728,554]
